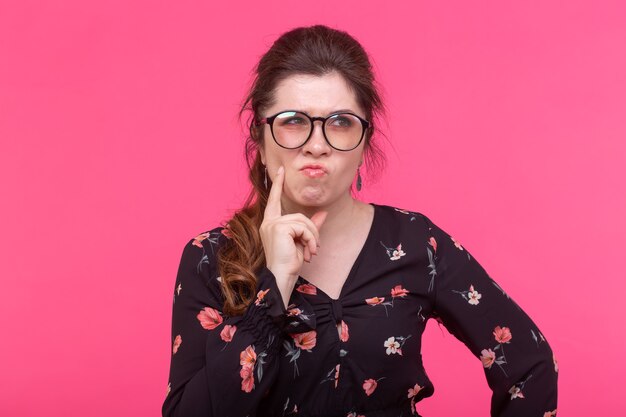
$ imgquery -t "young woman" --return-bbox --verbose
[162,25,558,417]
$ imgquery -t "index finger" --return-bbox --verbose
[264,165,284,219]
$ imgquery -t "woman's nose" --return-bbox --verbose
[303,121,331,155]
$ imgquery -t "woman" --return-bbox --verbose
[162,25,558,417]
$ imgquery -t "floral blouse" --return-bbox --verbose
[162,203,558,417]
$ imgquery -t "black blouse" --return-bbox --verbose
[162,203,558,417]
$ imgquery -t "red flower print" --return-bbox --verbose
[296,283,317,295]
[407,383,423,398]
[363,378,378,396]
[391,285,409,298]
[290,330,317,351]
[172,335,182,354]
[192,232,210,247]
[480,348,496,368]
[493,326,512,344]
[239,363,255,393]
[334,364,340,388]
[451,236,464,250]
[255,288,270,306]
[220,324,236,342]
[221,225,232,239]
[197,307,223,330]
[240,345,257,369]
[365,296,385,305]
[543,409,557,417]
[339,320,349,342]
[287,307,302,317]
[428,237,437,253]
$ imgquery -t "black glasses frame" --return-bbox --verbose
[254,110,370,151]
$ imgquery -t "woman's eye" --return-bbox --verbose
[282,117,306,125]
[329,116,353,128]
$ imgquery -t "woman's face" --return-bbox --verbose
[258,71,367,211]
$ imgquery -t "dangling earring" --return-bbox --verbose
[264,165,268,189]
[356,167,362,191]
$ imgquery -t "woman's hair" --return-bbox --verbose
[217,25,387,316]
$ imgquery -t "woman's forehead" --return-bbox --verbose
[269,72,363,116]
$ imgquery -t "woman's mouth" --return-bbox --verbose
[301,168,327,178]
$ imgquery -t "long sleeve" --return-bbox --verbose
[420,214,558,417]
[162,229,314,417]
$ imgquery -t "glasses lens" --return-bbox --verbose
[272,111,311,148]
[324,113,364,150]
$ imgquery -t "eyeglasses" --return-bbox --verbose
[254,110,370,151]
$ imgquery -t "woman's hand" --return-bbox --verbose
[260,165,327,307]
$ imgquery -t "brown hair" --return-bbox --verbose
[217,25,387,316]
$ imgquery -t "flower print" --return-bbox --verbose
[380,241,406,261]
[407,383,423,398]
[493,326,512,344]
[339,320,349,342]
[508,374,533,400]
[287,307,302,317]
[363,378,378,396]
[391,285,409,298]
[468,285,481,305]
[366,296,385,305]
[166,382,171,396]
[296,283,317,295]
[347,413,365,417]
[255,288,270,306]
[553,354,559,373]
[452,284,482,305]
[176,282,182,296]
[451,236,464,250]
[172,335,182,354]
[239,345,257,393]
[220,324,236,342]
[197,307,223,330]
[394,208,410,214]
[384,335,412,356]
[480,349,496,368]
[192,232,211,247]
[221,224,232,239]
[335,364,340,388]
[240,363,255,393]
[508,385,524,400]
[290,330,317,351]
[384,337,401,355]
[543,409,557,417]
[366,296,393,316]
[240,345,257,369]
[428,236,437,253]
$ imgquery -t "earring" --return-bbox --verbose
[356,167,362,191]
[264,165,268,189]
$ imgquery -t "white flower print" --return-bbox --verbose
[468,285,481,305]
[176,282,182,296]
[380,241,406,261]
[452,284,482,305]
[384,337,401,355]
[509,385,525,400]
[383,335,412,356]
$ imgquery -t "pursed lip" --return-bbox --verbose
[300,164,328,172]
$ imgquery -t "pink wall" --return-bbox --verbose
[1,1,624,415]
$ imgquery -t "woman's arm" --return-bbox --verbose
[420,214,558,417]
[162,231,307,417]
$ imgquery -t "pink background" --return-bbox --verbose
[1,1,624,416]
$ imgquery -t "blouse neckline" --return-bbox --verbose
[297,202,379,302]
